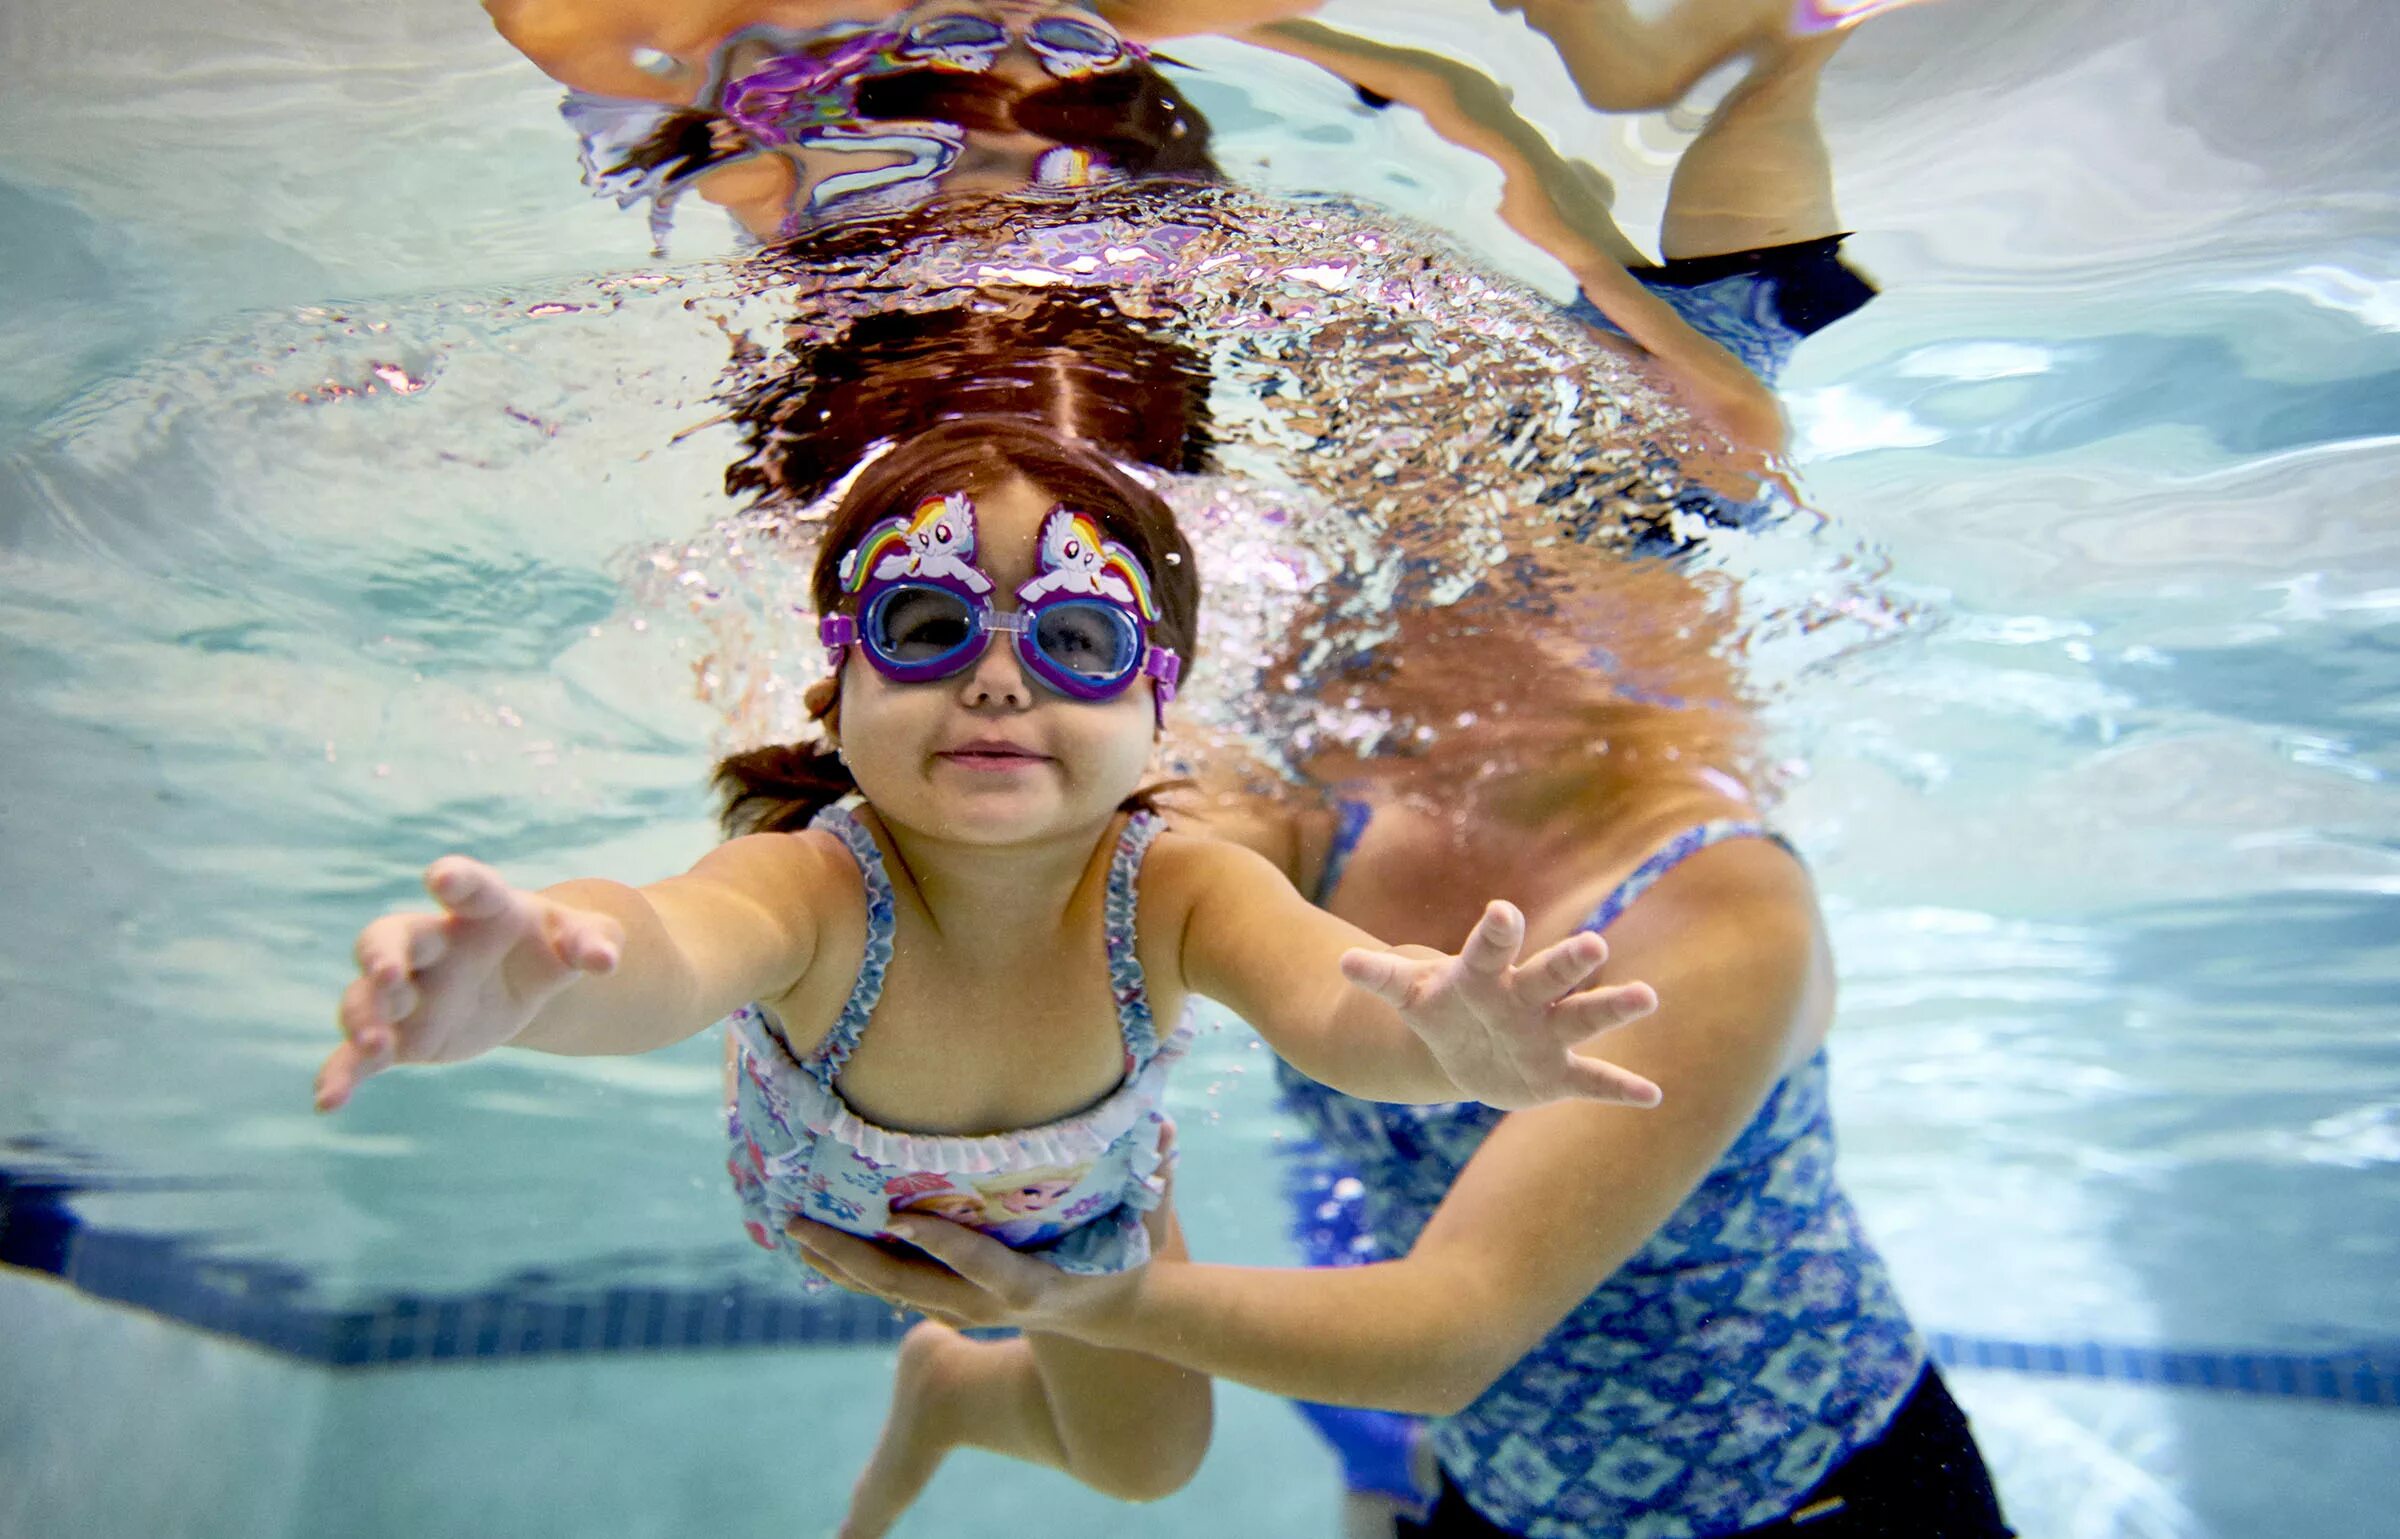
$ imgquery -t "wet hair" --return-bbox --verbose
[851,62,1220,180]
[714,416,1200,836]
[606,52,1220,219]
[723,290,1215,511]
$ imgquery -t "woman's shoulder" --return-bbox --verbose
[1586,805,1832,1064]
[1586,789,1810,922]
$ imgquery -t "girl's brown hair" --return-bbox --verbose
[714,417,1199,836]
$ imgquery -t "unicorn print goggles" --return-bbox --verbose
[819,493,1182,710]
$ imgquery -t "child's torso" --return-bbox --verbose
[761,805,1192,1136]
[724,804,1191,1281]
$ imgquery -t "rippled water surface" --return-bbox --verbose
[3,2,2396,1536]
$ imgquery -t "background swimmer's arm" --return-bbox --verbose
[1171,839,1657,1107]
[1096,0,1328,44]
[809,840,1825,1414]
[1238,18,1789,459]
[484,0,706,104]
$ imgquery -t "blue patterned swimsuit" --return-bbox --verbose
[1280,818,1926,1538]
[725,805,1186,1285]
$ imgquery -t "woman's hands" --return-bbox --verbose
[314,857,624,1112]
[788,1215,1139,1336]
[1340,902,1663,1110]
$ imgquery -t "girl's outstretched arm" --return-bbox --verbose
[1167,838,1661,1109]
[316,830,844,1109]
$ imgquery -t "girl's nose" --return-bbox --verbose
[958,633,1034,710]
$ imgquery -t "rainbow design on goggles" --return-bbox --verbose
[1018,508,1160,619]
[836,493,993,596]
[818,493,1179,717]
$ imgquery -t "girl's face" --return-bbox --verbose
[893,1189,987,1225]
[988,1175,1076,1214]
[831,474,1161,846]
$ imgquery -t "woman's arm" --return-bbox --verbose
[1170,837,1661,1108]
[797,838,1825,1414]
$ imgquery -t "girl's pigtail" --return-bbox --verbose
[713,741,856,837]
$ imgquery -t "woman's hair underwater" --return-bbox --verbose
[1245,541,1767,832]
[713,416,1200,837]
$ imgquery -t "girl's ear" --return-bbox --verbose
[804,675,840,725]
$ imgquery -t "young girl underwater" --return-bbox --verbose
[313,417,1669,1520]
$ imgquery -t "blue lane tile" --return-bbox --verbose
[600,1291,630,1353]
[469,1296,504,1359]
[429,1300,466,1361]
[12,1161,2400,1411]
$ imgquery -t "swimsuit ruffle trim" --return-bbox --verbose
[735,1007,1195,1176]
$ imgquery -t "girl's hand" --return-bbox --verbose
[1338,902,1664,1110]
[787,1216,1137,1335]
[314,857,623,1112]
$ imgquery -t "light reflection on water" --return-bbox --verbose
[2,1,2397,1534]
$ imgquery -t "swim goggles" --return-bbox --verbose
[819,493,1182,717]
[891,12,1144,79]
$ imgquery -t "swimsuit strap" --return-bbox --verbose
[1312,797,1375,907]
[802,803,898,1089]
[1580,820,1794,934]
[1105,810,1167,1066]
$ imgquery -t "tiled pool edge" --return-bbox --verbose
[1,1169,908,1364]
[7,1167,2393,1404]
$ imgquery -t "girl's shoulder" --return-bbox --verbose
[1133,823,1313,929]
[687,823,868,913]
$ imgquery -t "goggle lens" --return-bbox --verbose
[902,15,1007,57]
[1028,16,1126,71]
[1031,601,1141,682]
[873,586,979,664]
[855,584,1149,697]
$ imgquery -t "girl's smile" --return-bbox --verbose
[936,736,1054,772]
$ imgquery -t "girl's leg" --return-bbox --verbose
[841,1212,1213,1537]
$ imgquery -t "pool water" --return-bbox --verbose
[3,1,2396,1536]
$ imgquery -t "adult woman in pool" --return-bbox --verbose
[782,7,2011,1537]
[794,564,2013,1539]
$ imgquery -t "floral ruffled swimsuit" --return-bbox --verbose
[724,804,1186,1287]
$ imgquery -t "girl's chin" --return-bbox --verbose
[911,791,1117,843]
